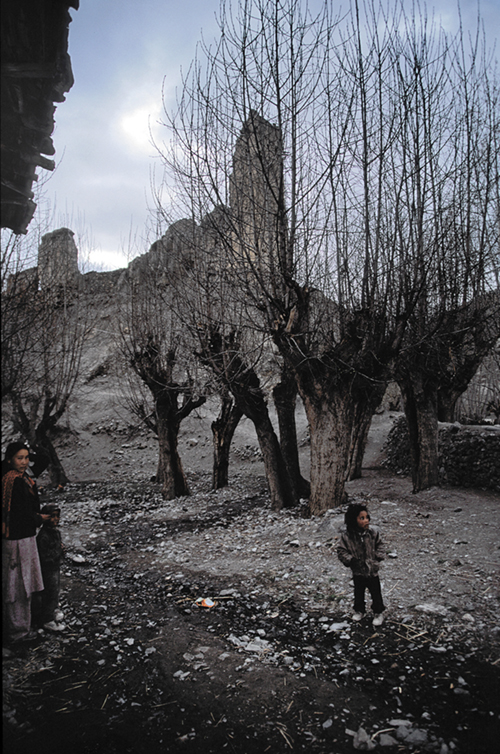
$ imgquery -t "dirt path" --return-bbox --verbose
[3,461,499,754]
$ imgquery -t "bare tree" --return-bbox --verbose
[3,230,91,486]
[157,0,398,513]
[1,231,40,399]
[194,323,296,509]
[210,387,244,490]
[391,13,500,491]
[156,0,498,511]
[397,293,500,491]
[119,231,206,499]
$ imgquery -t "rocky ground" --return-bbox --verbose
[3,410,500,754]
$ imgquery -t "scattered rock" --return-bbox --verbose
[379,732,398,747]
[353,726,376,750]
[415,603,448,616]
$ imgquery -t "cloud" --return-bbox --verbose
[118,95,163,156]
[86,248,130,272]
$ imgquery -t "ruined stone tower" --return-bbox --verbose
[38,227,80,291]
[229,111,285,274]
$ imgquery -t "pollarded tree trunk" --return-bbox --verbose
[229,369,296,510]
[274,305,398,513]
[11,394,70,487]
[273,369,310,500]
[36,434,70,488]
[35,411,72,488]
[252,407,296,510]
[301,389,353,515]
[129,338,206,500]
[347,381,387,480]
[197,328,296,510]
[398,375,439,492]
[155,392,190,499]
[346,405,374,481]
[227,377,297,510]
[211,395,243,489]
[398,293,500,486]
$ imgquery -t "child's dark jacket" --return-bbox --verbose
[36,526,63,570]
[336,525,385,577]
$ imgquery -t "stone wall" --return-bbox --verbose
[383,416,500,491]
[127,218,198,285]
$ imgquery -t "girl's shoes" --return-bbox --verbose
[372,614,384,627]
[352,612,364,621]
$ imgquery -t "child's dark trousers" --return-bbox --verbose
[38,566,61,625]
[353,575,385,614]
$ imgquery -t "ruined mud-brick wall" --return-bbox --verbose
[32,219,199,299]
[80,269,126,295]
[383,417,500,491]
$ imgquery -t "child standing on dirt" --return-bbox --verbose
[336,502,386,627]
[35,504,66,632]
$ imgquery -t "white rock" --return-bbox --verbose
[327,621,350,632]
[415,602,448,616]
[173,670,191,680]
[245,638,271,653]
[68,553,86,564]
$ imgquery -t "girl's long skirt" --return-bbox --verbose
[2,537,44,642]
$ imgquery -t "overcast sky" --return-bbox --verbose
[38,0,499,271]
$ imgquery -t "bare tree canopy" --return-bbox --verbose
[153,0,498,511]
